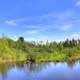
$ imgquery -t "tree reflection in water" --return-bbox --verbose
[0,61,80,80]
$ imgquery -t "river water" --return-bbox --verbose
[0,61,80,80]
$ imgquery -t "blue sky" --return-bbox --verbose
[0,0,80,41]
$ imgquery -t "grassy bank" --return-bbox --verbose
[0,53,80,63]
[26,53,80,63]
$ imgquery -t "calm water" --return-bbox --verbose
[0,61,80,80]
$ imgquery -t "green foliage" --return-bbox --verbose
[0,36,80,62]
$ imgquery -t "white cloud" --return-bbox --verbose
[60,24,73,31]
[24,37,37,41]
[4,10,75,27]
[56,10,74,20]
[13,35,18,41]
[24,25,39,29]
[4,18,28,26]
[75,0,80,6]
[64,33,80,40]
[5,20,17,26]
[26,30,39,34]
[71,33,80,39]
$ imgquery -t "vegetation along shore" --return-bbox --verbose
[0,36,80,63]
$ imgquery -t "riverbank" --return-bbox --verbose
[0,53,80,63]
[34,53,80,62]
[0,37,80,63]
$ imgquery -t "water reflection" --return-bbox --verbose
[0,61,80,80]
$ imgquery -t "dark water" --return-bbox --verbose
[0,61,80,80]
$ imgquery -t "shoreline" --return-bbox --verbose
[0,55,80,63]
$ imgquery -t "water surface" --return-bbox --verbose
[0,61,80,80]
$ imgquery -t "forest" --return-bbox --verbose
[0,36,80,63]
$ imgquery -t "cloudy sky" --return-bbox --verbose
[0,0,80,41]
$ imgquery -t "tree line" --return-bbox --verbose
[0,36,80,62]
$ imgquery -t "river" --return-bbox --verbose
[0,61,80,80]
